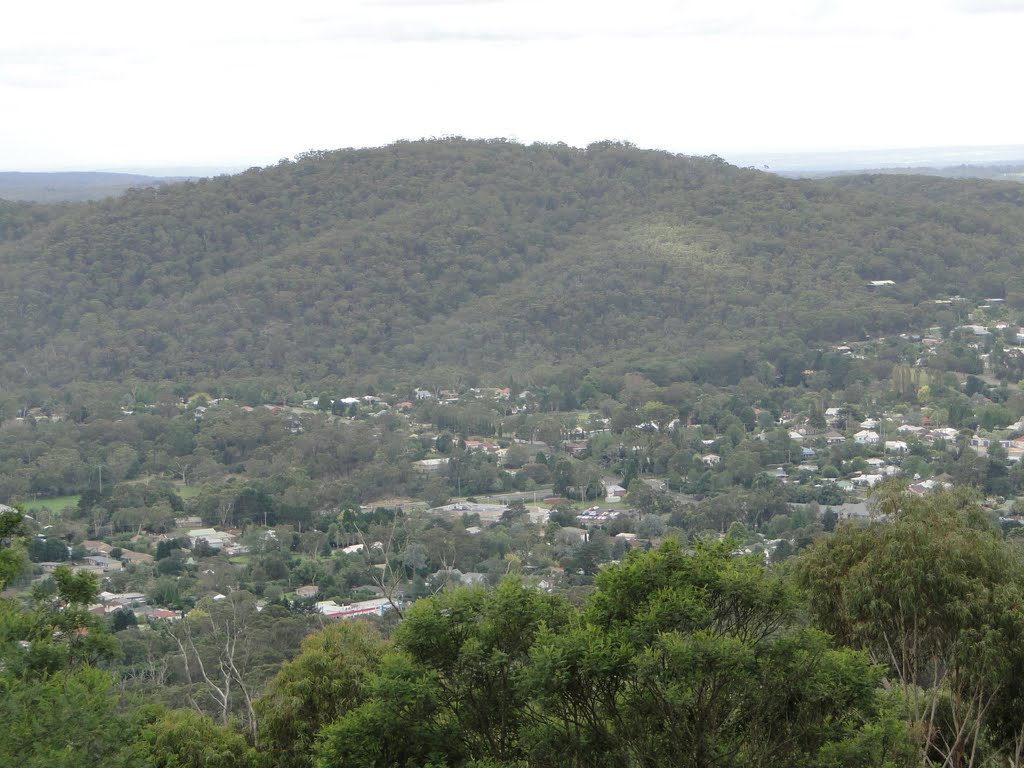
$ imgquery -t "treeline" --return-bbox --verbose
[2,139,1024,400]
[0,403,435,513]
[5,488,1024,767]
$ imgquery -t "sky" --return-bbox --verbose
[2,0,1023,172]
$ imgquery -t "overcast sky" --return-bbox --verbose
[2,0,1022,171]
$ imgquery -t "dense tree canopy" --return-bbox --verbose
[799,487,1024,767]
[1,139,1023,400]
[310,543,901,768]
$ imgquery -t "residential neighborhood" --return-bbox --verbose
[6,296,1024,636]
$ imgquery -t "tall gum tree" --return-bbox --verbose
[797,485,1024,768]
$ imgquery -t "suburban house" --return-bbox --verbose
[909,478,953,496]
[852,473,884,487]
[82,555,122,572]
[146,608,181,621]
[187,528,235,550]
[604,483,627,501]
[414,457,450,472]
[464,439,501,454]
[928,427,961,442]
[98,591,147,613]
[119,549,155,566]
[854,430,880,445]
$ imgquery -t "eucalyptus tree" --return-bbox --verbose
[798,485,1024,767]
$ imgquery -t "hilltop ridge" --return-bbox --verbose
[1,138,1023,399]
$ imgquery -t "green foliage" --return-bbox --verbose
[53,563,100,605]
[314,651,452,768]
[811,688,918,768]
[111,606,138,632]
[0,505,27,590]
[256,621,386,768]
[1,574,119,676]
[0,667,130,768]
[530,542,894,768]
[798,487,1024,766]
[393,579,572,763]
[287,544,900,767]
[130,708,255,768]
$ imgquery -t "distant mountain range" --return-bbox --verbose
[1,139,1023,400]
[0,172,196,203]
[726,145,1024,178]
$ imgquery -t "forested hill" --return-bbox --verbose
[2,138,1024,398]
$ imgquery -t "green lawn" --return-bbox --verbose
[22,495,81,513]
[21,480,202,514]
[20,480,202,514]
[173,484,203,499]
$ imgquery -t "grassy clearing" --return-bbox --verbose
[172,484,203,499]
[21,495,81,513]
[20,480,201,514]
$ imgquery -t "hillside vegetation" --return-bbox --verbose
[1,138,1024,399]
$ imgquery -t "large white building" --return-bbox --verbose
[315,598,395,620]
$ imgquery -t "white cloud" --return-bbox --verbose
[0,0,1020,169]
[947,0,1024,12]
